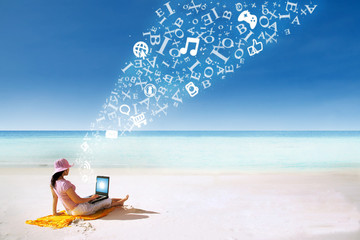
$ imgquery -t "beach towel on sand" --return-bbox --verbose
[25,207,116,229]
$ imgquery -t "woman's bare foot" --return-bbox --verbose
[118,195,129,205]
[111,195,129,207]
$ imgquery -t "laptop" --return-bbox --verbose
[87,176,110,204]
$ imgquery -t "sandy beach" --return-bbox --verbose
[1,167,360,240]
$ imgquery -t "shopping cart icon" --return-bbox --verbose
[130,113,147,128]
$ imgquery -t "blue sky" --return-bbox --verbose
[0,0,359,130]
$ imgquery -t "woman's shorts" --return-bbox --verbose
[69,198,112,216]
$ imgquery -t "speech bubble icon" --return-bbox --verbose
[119,104,130,115]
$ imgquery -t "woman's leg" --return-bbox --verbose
[110,195,129,207]
[88,198,113,214]
[72,196,129,215]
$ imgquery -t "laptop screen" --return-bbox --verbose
[96,176,109,195]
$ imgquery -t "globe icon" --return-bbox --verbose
[133,41,149,59]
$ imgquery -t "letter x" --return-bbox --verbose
[122,90,131,101]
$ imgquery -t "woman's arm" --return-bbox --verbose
[65,187,98,204]
[50,185,59,215]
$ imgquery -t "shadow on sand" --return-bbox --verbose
[101,206,159,221]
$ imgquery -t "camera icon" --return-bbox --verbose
[185,82,199,97]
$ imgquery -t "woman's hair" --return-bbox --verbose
[50,170,65,188]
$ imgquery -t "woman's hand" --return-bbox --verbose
[91,194,100,200]
[53,212,65,216]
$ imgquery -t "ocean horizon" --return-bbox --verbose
[1,131,360,169]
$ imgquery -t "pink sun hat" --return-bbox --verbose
[54,158,74,174]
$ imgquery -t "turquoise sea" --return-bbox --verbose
[0,131,360,169]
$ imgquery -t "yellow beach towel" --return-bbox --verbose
[25,207,116,229]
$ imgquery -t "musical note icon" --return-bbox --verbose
[180,37,200,56]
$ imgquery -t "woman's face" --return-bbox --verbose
[64,169,69,176]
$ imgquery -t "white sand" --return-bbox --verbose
[1,167,360,240]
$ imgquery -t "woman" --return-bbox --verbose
[50,158,129,216]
